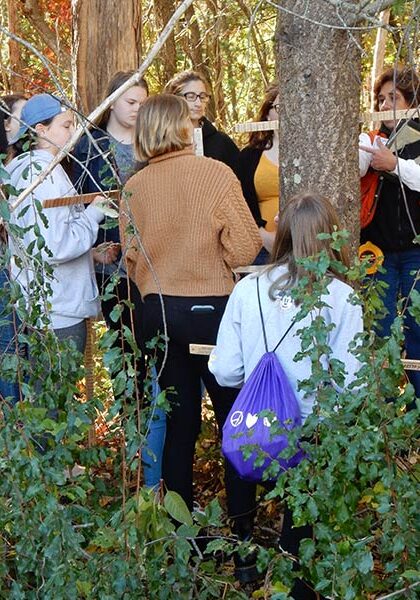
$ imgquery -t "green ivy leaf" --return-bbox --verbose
[164,490,193,526]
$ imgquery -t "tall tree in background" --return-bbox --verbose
[276,1,362,244]
[276,0,400,248]
[72,0,142,113]
[154,0,177,82]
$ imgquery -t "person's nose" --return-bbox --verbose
[380,97,390,111]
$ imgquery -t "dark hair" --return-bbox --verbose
[0,93,27,117]
[1,94,27,160]
[97,71,149,129]
[248,82,279,151]
[268,192,349,298]
[0,116,7,155]
[10,116,55,157]
[374,67,420,111]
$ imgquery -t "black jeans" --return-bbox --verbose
[142,294,256,523]
[280,507,326,600]
[96,272,146,386]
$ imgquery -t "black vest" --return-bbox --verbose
[361,121,420,252]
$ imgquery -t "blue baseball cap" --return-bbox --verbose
[11,93,67,144]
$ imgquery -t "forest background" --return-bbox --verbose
[0,1,419,599]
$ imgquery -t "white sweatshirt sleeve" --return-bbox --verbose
[208,285,245,388]
[390,158,420,192]
[359,131,420,191]
[17,164,104,265]
[359,132,373,177]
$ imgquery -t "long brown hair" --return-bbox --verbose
[97,71,149,129]
[248,82,278,151]
[268,192,349,299]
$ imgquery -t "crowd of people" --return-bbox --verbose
[0,65,418,594]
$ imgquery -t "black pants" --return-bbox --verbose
[96,272,146,386]
[280,507,326,600]
[142,294,256,523]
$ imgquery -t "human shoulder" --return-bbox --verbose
[325,277,357,309]
[75,128,110,154]
[239,145,262,158]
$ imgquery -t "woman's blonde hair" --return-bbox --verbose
[134,94,192,161]
[268,192,349,299]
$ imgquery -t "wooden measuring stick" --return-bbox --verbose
[234,108,419,134]
[190,343,420,372]
[234,265,264,274]
[43,190,120,209]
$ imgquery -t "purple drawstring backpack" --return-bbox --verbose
[222,277,304,481]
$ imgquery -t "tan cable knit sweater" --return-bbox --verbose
[120,148,262,298]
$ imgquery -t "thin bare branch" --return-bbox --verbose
[376,581,420,600]
[9,0,195,212]
[20,0,71,68]
[267,0,400,29]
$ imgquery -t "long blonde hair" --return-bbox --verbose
[268,192,349,299]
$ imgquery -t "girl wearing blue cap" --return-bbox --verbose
[6,93,115,354]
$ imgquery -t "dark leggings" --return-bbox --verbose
[96,272,146,384]
[141,294,257,523]
[280,507,326,600]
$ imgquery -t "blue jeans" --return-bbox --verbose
[143,369,166,488]
[374,249,420,398]
[0,268,21,405]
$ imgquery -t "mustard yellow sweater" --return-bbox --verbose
[120,148,262,298]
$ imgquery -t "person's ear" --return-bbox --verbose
[34,122,48,138]
[4,118,11,133]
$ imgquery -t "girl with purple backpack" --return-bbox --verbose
[210,192,363,597]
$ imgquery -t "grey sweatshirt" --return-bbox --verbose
[209,266,363,422]
[7,149,104,329]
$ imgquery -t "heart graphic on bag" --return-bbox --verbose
[245,413,258,428]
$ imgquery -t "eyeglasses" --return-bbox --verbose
[182,92,211,103]
[270,104,280,114]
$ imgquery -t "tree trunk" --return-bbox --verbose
[153,0,176,83]
[7,0,25,92]
[72,0,141,114]
[275,1,361,248]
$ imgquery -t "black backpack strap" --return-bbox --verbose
[257,276,295,353]
[257,276,269,353]
[272,319,295,353]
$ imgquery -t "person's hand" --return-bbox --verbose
[91,195,119,218]
[92,242,121,265]
[359,138,397,172]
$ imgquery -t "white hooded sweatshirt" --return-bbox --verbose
[209,267,363,422]
[6,149,104,329]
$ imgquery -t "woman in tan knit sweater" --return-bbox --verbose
[120,94,261,579]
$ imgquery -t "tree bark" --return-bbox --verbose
[7,0,25,92]
[153,0,176,83]
[275,1,361,247]
[72,0,141,114]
